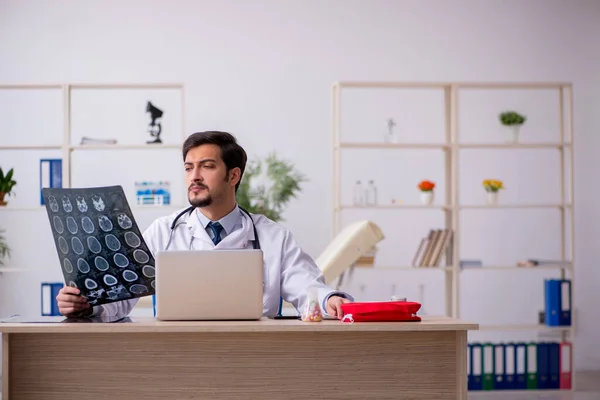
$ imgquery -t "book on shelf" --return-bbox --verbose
[412,228,453,267]
[80,136,118,145]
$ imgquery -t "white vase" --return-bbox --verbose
[420,191,434,205]
[508,125,520,143]
[486,191,498,205]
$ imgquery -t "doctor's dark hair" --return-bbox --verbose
[182,131,247,192]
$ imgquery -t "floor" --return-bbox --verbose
[468,371,600,400]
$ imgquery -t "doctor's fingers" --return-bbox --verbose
[58,286,81,296]
[58,301,89,315]
[56,292,88,304]
[326,302,339,318]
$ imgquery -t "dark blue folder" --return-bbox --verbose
[559,280,572,326]
[549,342,560,389]
[537,342,550,389]
[468,343,483,390]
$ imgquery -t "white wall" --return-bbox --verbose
[1,0,599,370]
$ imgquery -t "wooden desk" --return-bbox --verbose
[1,315,478,400]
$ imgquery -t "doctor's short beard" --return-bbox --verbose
[188,184,213,208]
[188,194,213,208]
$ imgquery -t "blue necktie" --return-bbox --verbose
[207,221,223,245]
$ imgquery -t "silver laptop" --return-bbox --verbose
[155,249,264,321]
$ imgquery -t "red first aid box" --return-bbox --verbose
[339,301,422,322]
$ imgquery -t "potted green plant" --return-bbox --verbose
[499,111,527,143]
[236,153,307,222]
[0,228,10,272]
[0,167,16,206]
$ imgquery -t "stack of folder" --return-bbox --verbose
[467,341,572,391]
[544,279,571,327]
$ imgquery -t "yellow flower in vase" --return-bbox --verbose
[482,179,504,205]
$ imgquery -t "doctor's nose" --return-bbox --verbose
[191,168,204,181]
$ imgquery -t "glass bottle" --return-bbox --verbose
[365,180,377,205]
[353,180,363,205]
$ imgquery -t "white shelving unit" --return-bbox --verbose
[0,83,185,311]
[332,81,575,392]
[0,82,185,202]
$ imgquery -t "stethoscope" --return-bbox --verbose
[166,205,261,251]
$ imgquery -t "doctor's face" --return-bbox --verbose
[184,144,237,208]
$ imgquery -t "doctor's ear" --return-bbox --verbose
[228,167,241,187]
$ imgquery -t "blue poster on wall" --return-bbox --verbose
[41,185,155,306]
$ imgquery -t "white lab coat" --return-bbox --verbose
[94,206,352,318]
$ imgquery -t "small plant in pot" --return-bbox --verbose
[499,111,527,143]
[483,179,504,205]
[0,167,17,206]
[417,180,435,205]
[0,228,10,272]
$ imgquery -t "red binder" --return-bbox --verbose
[339,301,422,322]
[560,341,572,389]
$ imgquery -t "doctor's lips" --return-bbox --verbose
[189,184,207,193]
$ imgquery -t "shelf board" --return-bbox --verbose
[337,142,449,149]
[132,204,185,210]
[351,265,572,271]
[460,204,570,209]
[340,204,570,210]
[70,144,181,150]
[335,142,571,150]
[0,84,63,89]
[371,266,452,271]
[478,324,572,332]
[69,83,183,89]
[335,81,571,90]
[335,81,450,89]
[459,142,569,149]
[0,145,62,150]
[461,264,572,271]
[456,82,571,89]
[0,206,46,211]
[339,205,450,210]
[0,267,37,273]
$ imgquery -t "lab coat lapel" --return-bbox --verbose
[215,211,255,249]
[186,209,214,246]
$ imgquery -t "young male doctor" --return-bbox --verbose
[56,131,353,319]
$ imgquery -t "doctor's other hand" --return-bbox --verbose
[326,295,352,319]
[56,286,92,317]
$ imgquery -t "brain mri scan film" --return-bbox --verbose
[42,186,156,306]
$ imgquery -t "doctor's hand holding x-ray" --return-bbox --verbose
[57,130,353,319]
